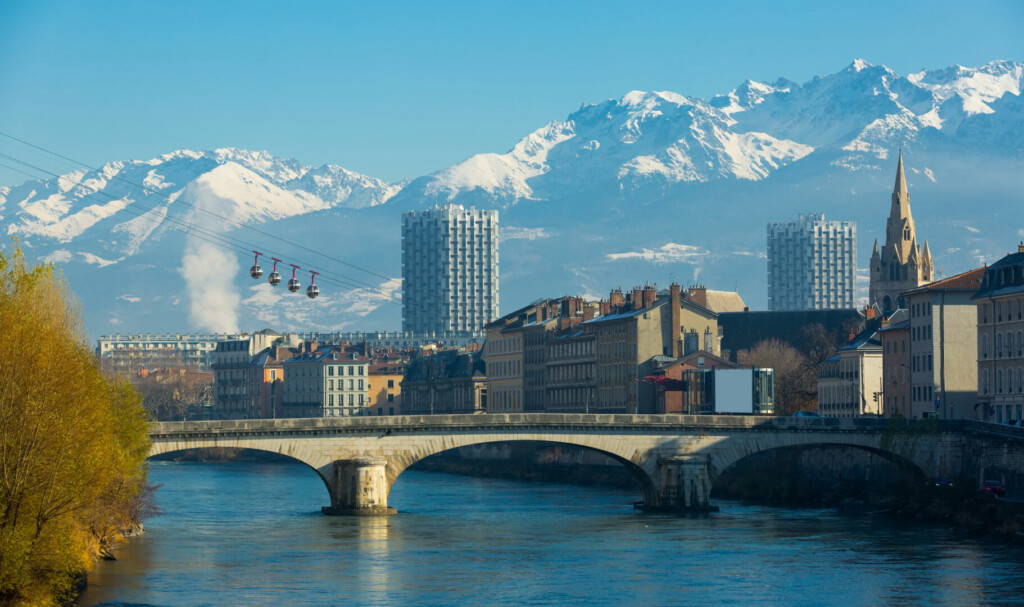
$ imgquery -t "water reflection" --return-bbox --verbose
[81,461,1024,607]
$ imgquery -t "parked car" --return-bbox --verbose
[981,480,1007,497]
[793,410,822,418]
[933,477,955,488]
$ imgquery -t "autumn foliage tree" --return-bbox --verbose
[739,338,821,415]
[0,246,150,606]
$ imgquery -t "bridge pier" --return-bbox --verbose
[641,455,717,513]
[321,457,396,516]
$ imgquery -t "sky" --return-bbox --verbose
[0,0,1022,186]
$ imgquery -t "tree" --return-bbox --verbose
[0,245,150,606]
[739,338,819,415]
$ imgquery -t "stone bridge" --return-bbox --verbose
[147,414,1024,514]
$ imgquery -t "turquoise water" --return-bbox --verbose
[80,460,1024,606]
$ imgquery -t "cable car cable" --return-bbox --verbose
[0,150,382,291]
[0,131,394,281]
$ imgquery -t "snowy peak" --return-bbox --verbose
[909,60,1023,115]
[1,149,399,249]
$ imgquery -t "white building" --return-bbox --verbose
[767,214,857,311]
[282,347,370,417]
[96,332,241,372]
[402,204,499,335]
[818,330,883,418]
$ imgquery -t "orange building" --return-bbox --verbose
[367,362,405,415]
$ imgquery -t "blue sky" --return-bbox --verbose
[1,0,1021,186]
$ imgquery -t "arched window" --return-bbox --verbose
[1018,330,1023,357]
[982,334,989,359]
[997,369,1003,393]
[997,333,1004,358]
[982,369,990,394]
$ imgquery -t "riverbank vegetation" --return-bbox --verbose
[0,246,151,606]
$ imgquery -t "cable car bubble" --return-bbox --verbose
[268,257,282,286]
[249,250,264,279]
[287,264,301,292]
[307,270,320,299]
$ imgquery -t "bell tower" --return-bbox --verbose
[868,151,933,314]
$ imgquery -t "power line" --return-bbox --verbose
[0,150,382,291]
[0,130,394,281]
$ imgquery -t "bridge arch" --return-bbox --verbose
[148,441,339,509]
[383,438,659,508]
[705,439,930,493]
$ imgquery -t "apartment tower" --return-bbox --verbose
[401,204,499,334]
[767,214,857,310]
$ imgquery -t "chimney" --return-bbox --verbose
[600,300,611,316]
[631,287,643,310]
[688,286,708,308]
[1018,241,1024,254]
[583,304,596,321]
[642,284,657,309]
[308,339,319,353]
[670,283,682,357]
[609,289,625,311]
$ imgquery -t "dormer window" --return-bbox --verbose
[903,228,910,240]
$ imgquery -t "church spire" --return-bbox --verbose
[890,148,910,219]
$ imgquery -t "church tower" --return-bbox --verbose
[869,151,934,314]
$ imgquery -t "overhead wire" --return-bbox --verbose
[0,146,382,288]
[0,149,382,292]
[0,130,394,281]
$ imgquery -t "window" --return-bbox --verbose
[387,394,394,402]
[328,366,334,376]
[387,379,395,388]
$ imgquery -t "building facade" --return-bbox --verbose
[401,204,499,335]
[211,331,295,418]
[281,347,370,418]
[367,363,404,416]
[767,214,856,311]
[586,285,720,414]
[401,350,487,414]
[97,332,240,373]
[974,246,1024,424]
[902,267,983,419]
[878,310,911,418]
[817,330,883,418]
[869,151,934,314]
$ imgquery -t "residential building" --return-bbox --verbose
[401,350,486,414]
[974,245,1024,424]
[903,267,984,419]
[544,326,596,413]
[869,151,934,314]
[484,305,528,413]
[211,330,298,418]
[817,329,883,418]
[401,204,499,335]
[96,332,240,373]
[281,345,370,417]
[367,362,404,416]
[878,310,911,418]
[585,284,719,413]
[767,213,857,310]
[484,296,595,413]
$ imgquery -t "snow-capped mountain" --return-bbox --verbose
[2,59,1022,338]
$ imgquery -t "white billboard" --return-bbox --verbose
[713,369,753,414]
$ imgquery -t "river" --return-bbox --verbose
[80,460,1024,607]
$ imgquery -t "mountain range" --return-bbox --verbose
[1,58,1022,337]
